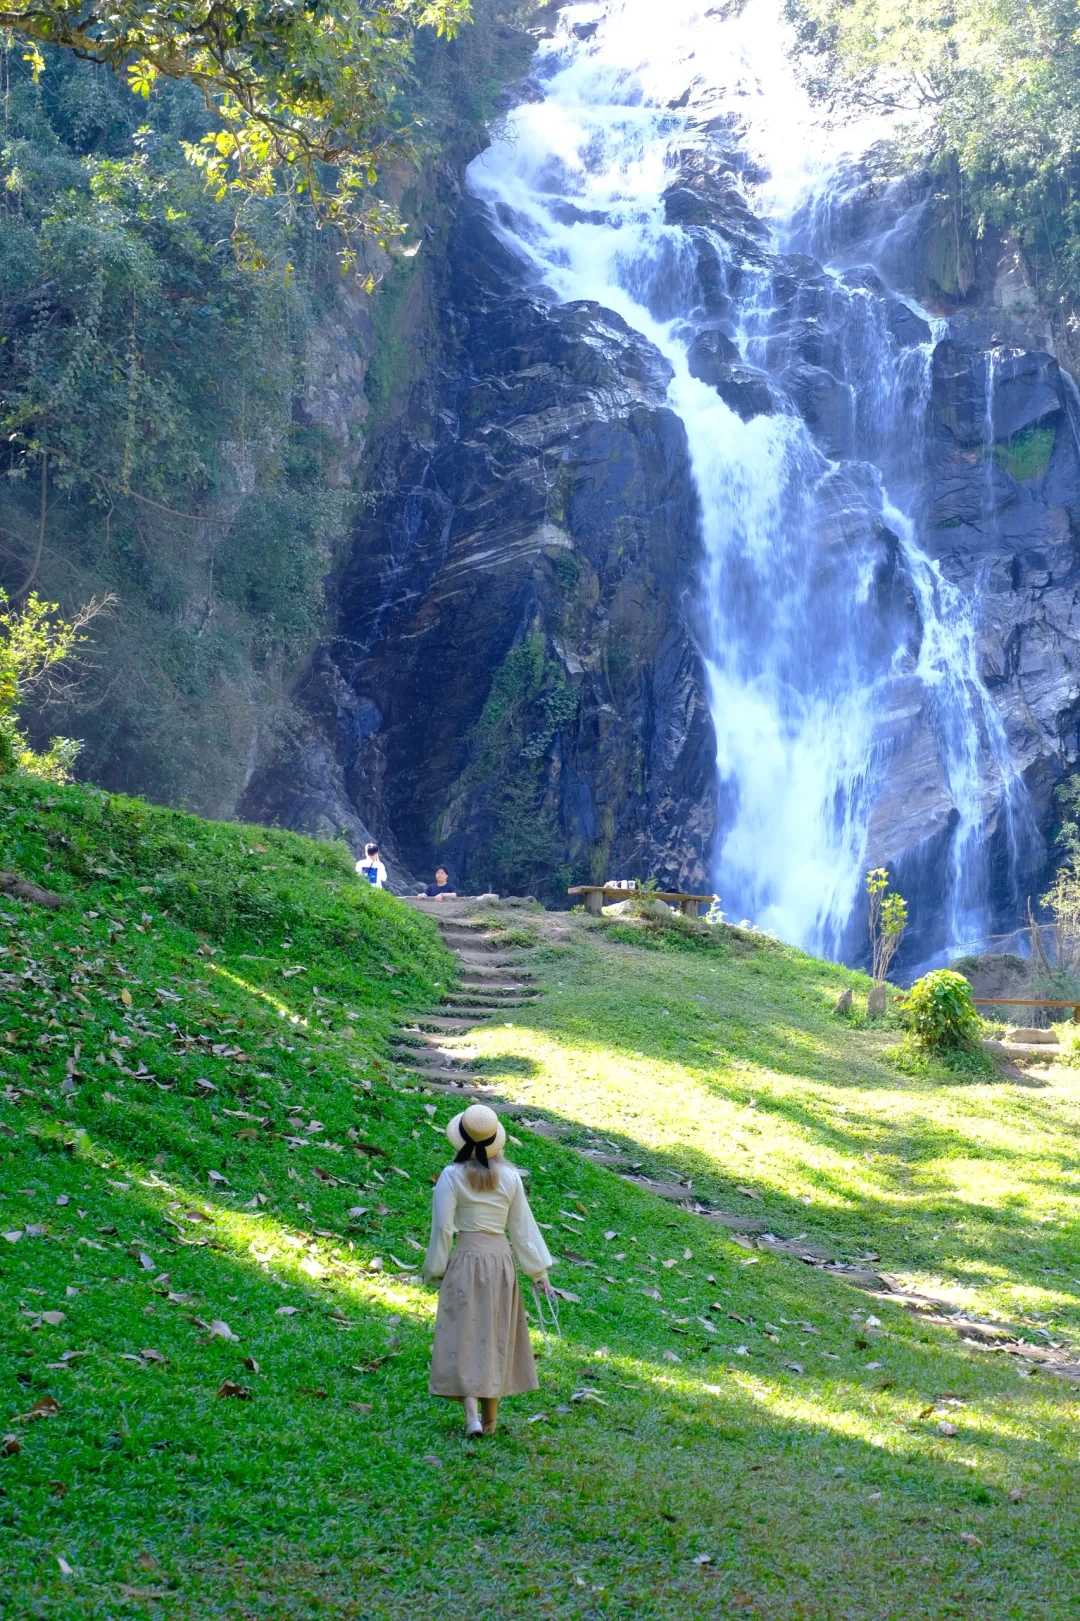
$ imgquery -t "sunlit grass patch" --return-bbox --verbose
[1,776,1078,1617]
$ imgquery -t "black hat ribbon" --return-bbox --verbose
[455,1119,497,1167]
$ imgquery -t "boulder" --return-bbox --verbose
[866,984,888,1018]
[701,362,777,421]
[1004,1025,1059,1044]
[989,350,1063,441]
[883,296,932,349]
[686,327,740,385]
[781,362,854,458]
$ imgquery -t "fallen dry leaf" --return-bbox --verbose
[215,1380,252,1400]
[56,1555,74,1578]
[14,1394,60,1423]
[937,1421,959,1438]
[959,1532,983,1549]
[662,1350,681,1363]
[207,1319,238,1341]
[1,1433,21,1456]
[736,1186,763,1201]
[243,1356,260,1374]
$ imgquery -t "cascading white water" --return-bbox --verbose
[466,0,1031,959]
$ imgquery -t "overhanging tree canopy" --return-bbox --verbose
[0,0,471,261]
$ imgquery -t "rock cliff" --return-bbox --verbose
[246,132,1078,951]
[240,21,1080,961]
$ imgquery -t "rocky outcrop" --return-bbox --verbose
[244,200,715,895]
[248,50,1080,951]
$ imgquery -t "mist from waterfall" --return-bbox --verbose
[465,0,1033,961]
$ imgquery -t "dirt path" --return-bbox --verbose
[392,898,1080,1382]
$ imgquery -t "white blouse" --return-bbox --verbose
[423,1162,555,1283]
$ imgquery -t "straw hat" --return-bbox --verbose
[446,1103,506,1160]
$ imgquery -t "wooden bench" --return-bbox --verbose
[567,885,717,919]
[973,996,1080,1024]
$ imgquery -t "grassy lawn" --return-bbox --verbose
[1,776,1077,1618]
[467,913,1080,1338]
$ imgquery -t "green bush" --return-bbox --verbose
[901,968,982,1052]
[994,425,1056,483]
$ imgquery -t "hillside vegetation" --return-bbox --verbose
[1,777,1077,1618]
[787,0,1080,315]
[0,4,536,815]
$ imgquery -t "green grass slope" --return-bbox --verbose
[1,776,1077,1619]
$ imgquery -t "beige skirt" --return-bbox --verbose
[429,1232,539,1399]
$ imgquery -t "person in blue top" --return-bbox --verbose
[356,842,387,889]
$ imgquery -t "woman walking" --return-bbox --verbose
[424,1103,555,1437]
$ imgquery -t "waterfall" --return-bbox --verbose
[466,0,1033,961]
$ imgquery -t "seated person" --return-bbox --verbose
[419,865,457,900]
[356,841,388,889]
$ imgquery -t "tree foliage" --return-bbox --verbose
[866,865,907,983]
[0,0,471,259]
[0,588,104,778]
[785,0,1080,307]
[1032,771,1080,983]
[0,44,360,802]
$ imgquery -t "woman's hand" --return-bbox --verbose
[535,1274,556,1298]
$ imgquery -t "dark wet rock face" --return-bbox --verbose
[243,197,715,896]
[244,56,1080,952]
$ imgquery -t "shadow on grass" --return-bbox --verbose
[482,1093,1080,1333]
[5,1104,1076,1618]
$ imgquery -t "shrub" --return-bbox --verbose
[866,866,908,983]
[901,969,982,1053]
[0,589,102,781]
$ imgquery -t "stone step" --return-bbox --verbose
[396,1073,497,1097]
[405,1015,486,1034]
[393,1062,490,1088]
[450,946,525,959]
[450,979,538,992]
[442,1005,528,1021]
[455,991,531,1006]
[458,964,534,982]
[390,1042,476,1069]
[437,928,510,947]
